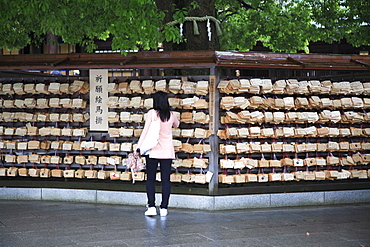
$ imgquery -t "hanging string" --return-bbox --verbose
[180,23,184,36]
[207,18,211,41]
[193,20,199,35]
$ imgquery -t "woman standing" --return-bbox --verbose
[136,91,180,216]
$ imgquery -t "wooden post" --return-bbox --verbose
[208,67,220,195]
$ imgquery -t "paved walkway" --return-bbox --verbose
[0,200,369,247]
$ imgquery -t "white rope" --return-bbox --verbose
[166,16,222,37]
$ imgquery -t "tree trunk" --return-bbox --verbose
[156,0,218,75]
[46,32,59,54]
[156,0,219,52]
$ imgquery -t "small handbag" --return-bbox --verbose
[125,152,146,183]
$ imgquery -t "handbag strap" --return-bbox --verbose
[151,109,160,121]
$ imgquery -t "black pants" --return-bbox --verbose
[145,156,172,209]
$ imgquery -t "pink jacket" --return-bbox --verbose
[137,109,180,159]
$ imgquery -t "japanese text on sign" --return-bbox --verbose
[89,69,108,131]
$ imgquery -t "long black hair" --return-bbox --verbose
[152,91,171,122]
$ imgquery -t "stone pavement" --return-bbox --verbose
[0,200,369,247]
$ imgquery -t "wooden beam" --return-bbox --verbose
[208,72,219,196]
[119,56,137,66]
[51,57,69,67]
[287,56,305,66]
[350,59,370,68]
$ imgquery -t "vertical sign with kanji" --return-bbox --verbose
[89,69,108,131]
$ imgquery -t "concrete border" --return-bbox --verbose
[0,187,369,210]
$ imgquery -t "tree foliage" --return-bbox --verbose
[0,0,164,52]
[0,0,368,53]
[218,0,370,52]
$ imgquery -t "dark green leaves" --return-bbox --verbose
[217,0,369,52]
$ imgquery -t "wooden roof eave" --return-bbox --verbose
[0,63,216,70]
[215,51,370,71]
[0,51,217,70]
[0,51,369,71]
[216,61,369,70]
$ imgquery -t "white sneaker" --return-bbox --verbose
[159,208,168,217]
[145,207,157,216]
